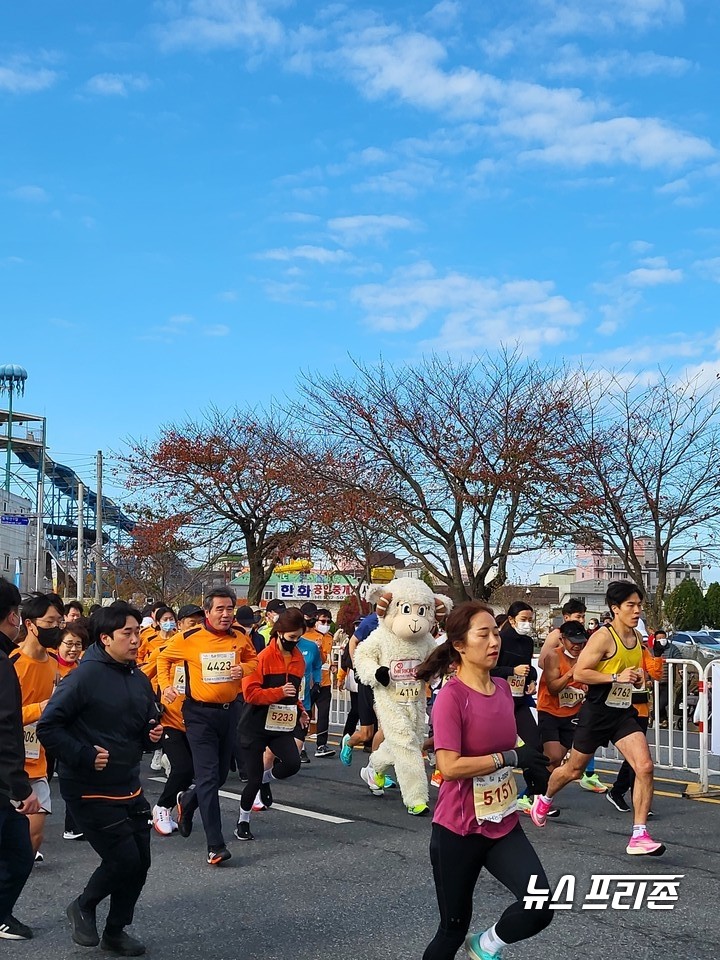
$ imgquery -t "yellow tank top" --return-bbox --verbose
[597,626,642,676]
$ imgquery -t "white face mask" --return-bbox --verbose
[514,621,533,636]
[316,623,330,635]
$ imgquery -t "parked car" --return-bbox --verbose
[668,631,720,661]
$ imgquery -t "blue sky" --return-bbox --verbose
[2,0,720,531]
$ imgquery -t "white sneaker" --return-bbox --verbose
[152,805,174,836]
[150,749,164,771]
[63,830,84,840]
[251,791,266,812]
[360,764,385,797]
[160,754,172,777]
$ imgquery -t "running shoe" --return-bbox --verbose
[207,846,232,866]
[259,782,273,808]
[315,744,336,758]
[160,753,172,778]
[0,917,33,941]
[626,831,666,856]
[175,790,193,838]
[546,807,560,819]
[407,803,429,816]
[516,796,533,815]
[300,749,310,764]
[34,851,43,863]
[430,770,443,789]
[339,734,353,766]
[606,791,631,813]
[63,830,84,840]
[383,775,397,789]
[579,772,607,793]
[530,794,552,828]
[66,898,99,947]
[150,749,164,771]
[233,821,254,841]
[152,805,174,836]
[252,793,266,812]
[464,933,502,960]
[360,765,385,797]
[100,930,146,956]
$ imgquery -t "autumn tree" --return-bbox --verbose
[119,408,308,604]
[665,578,706,631]
[293,351,576,603]
[550,369,720,628]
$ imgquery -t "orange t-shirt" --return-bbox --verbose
[305,627,333,688]
[10,648,58,779]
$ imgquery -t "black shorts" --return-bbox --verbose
[571,701,642,755]
[357,680,377,727]
[537,711,577,750]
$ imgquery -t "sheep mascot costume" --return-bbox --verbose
[354,578,453,816]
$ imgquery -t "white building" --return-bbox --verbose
[575,537,702,596]
[0,490,37,592]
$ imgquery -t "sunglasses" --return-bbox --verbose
[317,619,331,624]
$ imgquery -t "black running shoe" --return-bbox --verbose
[207,846,232,866]
[300,749,310,764]
[176,790,193,837]
[0,917,33,941]
[259,782,273,808]
[233,821,255,841]
[606,790,631,813]
[66,898,99,946]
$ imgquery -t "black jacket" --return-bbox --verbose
[37,642,159,801]
[0,630,32,808]
[491,624,538,706]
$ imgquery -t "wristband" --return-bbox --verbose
[501,749,518,768]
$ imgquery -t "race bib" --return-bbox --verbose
[24,724,40,761]
[389,659,421,682]
[606,681,633,709]
[473,767,518,823]
[200,651,235,684]
[392,681,423,703]
[508,674,527,698]
[558,685,585,710]
[173,665,186,695]
[265,704,298,733]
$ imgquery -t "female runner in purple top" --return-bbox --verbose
[416,601,553,960]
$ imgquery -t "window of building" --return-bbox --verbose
[263,589,274,601]
[3,555,9,572]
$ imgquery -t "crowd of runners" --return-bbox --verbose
[0,575,669,958]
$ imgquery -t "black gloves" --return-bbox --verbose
[505,743,550,776]
[375,666,391,687]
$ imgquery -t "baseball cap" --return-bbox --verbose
[560,621,589,643]
[266,598,286,614]
[300,601,318,617]
[177,604,203,621]
[235,605,256,627]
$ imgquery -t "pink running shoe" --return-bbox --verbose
[530,794,552,828]
[626,831,666,856]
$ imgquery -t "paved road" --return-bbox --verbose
[18,738,720,960]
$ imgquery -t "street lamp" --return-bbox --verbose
[0,364,28,493]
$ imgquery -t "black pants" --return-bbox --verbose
[343,691,359,736]
[423,822,553,960]
[0,805,34,924]
[66,795,151,934]
[239,735,301,811]
[182,700,239,849]
[514,702,549,797]
[157,727,194,810]
[314,686,331,747]
[612,716,649,797]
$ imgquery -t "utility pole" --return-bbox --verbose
[77,481,84,602]
[95,451,103,604]
[33,417,45,591]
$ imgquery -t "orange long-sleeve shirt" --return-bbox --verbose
[10,648,58,779]
[304,627,334,688]
[144,642,186,732]
[242,641,306,708]
[157,625,257,705]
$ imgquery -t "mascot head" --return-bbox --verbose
[367,578,454,642]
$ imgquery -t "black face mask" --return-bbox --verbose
[35,625,62,649]
[280,638,298,652]
[304,618,317,628]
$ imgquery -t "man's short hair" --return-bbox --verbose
[0,577,22,623]
[562,598,586,617]
[91,601,142,645]
[203,587,237,612]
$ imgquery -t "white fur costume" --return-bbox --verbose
[353,579,453,812]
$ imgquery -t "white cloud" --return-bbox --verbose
[83,73,150,97]
[203,324,231,336]
[625,257,683,287]
[327,214,416,244]
[259,245,351,264]
[277,211,321,223]
[629,240,653,254]
[545,45,691,80]
[424,1,462,29]
[352,261,583,352]
[217,290,238,301]
[546,0,685,35]
[9,185,49,203]
[596,319,619,336]
[694,258,720,283]
[656,177,690,195]
[156,0,286,53]
[0,56,58,93]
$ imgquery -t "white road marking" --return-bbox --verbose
[148,777,353,824]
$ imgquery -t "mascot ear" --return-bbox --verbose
[434,594,454,620]
[375,592,393,619]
